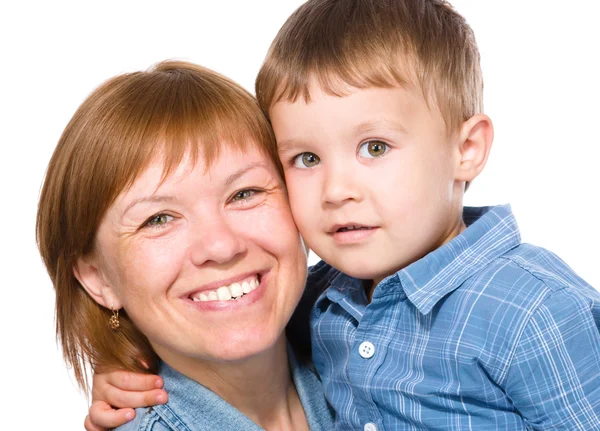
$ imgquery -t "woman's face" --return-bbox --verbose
[88,143,307,369]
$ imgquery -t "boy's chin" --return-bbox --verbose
[329,260,397,283]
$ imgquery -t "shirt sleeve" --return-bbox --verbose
[504,289,600,430]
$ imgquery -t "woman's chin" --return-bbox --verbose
[151,320,285,366]
[207,332,284,363]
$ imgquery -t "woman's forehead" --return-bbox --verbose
[123,143,275,196]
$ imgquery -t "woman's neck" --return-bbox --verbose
[159,336,309,431]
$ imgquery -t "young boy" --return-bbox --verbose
[87,0,600,430]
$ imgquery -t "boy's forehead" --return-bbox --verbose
[270,82,446,138]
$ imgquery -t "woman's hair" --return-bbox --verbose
[36,60,280,391]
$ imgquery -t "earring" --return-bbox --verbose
[109,305,120,330]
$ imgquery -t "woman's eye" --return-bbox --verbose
[292,152,321,169]
[358,140,389,158]
[231,189,257,201]
[144,214,173,228]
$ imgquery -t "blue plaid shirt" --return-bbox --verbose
[308,205,600,430]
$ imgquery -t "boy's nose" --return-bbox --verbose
[322,164,362,206]
[189,218,247,266]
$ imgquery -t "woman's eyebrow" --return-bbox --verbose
[122,196,175,217]
[121,162,268,217]
[224,162,268,186]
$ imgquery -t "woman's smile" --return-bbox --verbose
[183,271,267,311]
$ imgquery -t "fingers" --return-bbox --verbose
[102,370,163,392]
[99,385,168,409]
[92,369,166,408]
[85,402,135,431]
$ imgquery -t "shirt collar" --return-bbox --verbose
[151,344,331,430]
[376,204,521,314]
[154,362,262,430]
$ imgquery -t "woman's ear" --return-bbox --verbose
[454,114,494,182]
[73,255,122,310]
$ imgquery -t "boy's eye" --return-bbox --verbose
[292,152,321,169]
[144,214,174,228]
[358,140,389,158]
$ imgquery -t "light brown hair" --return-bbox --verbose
[36,60,280,391]
[256,0,483,133]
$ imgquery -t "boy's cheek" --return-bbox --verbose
[287,188,317,230]
[283,174,308,207]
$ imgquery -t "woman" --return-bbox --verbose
[37,61,333,430]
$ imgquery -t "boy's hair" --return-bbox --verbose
[256,0,483,133]
[36,60,279,391]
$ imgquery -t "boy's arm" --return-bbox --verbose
[286,260,334,360]
[504,291,600,430]
[84,369,168,431]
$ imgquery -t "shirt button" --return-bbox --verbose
[364,423,377,431]
[359,341,375,359]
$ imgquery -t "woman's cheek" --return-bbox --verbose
[118,233,186,297]
[251,201,298,242]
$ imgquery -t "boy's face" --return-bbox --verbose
[270,84,466,285]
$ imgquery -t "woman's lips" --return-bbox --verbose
[183,272,268,311]
[189,275,260,302]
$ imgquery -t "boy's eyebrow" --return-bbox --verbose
[352,119,408,136]
[277,139,304,153]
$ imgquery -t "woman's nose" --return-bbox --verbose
[189,218,247,266]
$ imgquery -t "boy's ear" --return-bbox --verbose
[73,255,122,310]
[454,114,494,182]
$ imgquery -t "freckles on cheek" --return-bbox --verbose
[119,241,182,294]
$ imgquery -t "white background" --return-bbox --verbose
[1,1,598,429]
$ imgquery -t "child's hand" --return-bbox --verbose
[84,369,168,431]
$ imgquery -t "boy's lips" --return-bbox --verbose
[328,222,377,233]
[328,223,379,244]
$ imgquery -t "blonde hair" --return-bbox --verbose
[256,0,483,133]
[36,60,280,391]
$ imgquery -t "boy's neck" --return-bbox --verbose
[365,218,468,301]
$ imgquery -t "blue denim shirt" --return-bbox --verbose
[309,205,600,430]
[117,346,334,430]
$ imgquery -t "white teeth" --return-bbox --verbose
[190,275,260,303]
[242,281,252,294]
[216,286,232,300]
[230,283,243,298]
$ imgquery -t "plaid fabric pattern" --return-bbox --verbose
[309,205,600,430]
